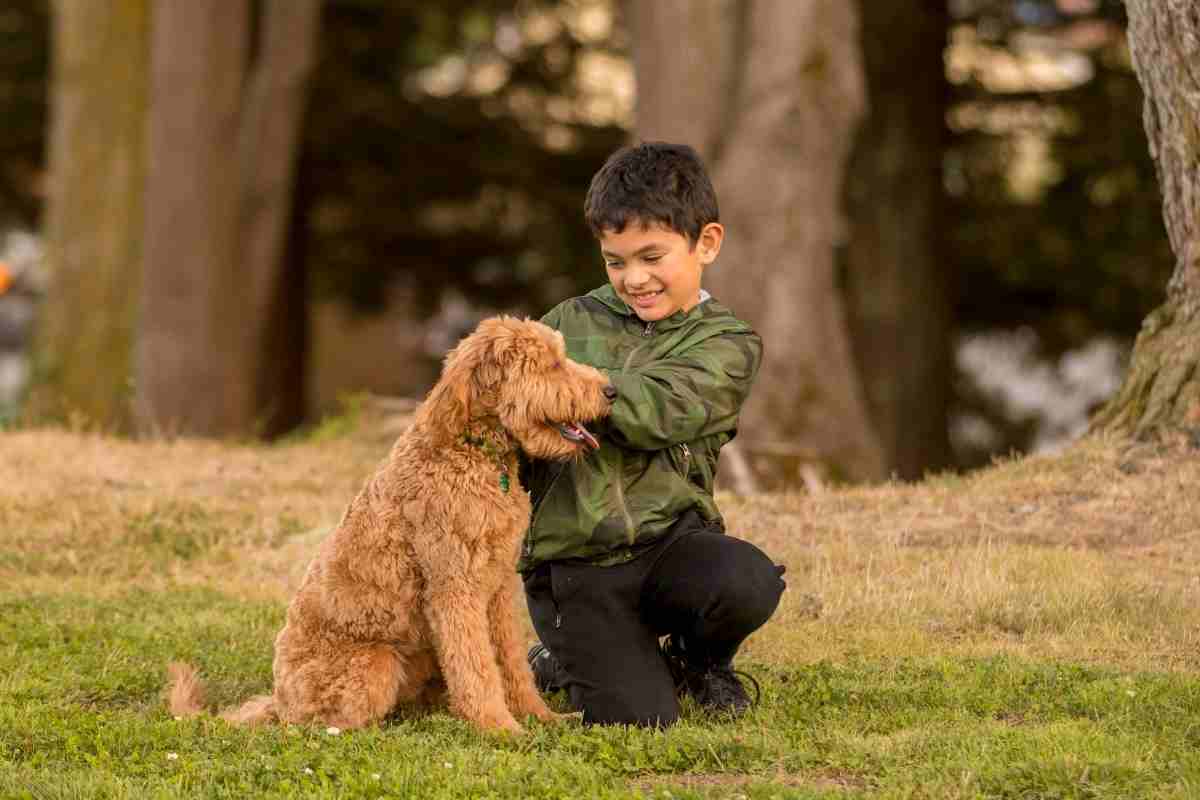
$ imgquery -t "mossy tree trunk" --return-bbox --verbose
[630,0,886,488]
[31,0,149,428]
[135,0,319,437]
[1091,1,1200,436]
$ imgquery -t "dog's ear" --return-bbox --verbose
[466,317,523,386]
[415,337,475,441]
[485,324,522,369]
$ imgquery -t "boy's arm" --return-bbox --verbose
[539,305,564,330]
[602,331,762,450]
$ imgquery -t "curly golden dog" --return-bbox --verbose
[167,317,614,733]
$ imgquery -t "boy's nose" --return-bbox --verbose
[603,384,618,402]
[624,266,650,287]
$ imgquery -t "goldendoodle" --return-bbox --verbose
[167,317,614,733]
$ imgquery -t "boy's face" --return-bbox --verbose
[600,221,724,322]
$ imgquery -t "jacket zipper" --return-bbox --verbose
[524,463,567,556]
[642,321,655,337]
[678,443,691,477]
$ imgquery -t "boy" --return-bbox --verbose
[520,142,786,727]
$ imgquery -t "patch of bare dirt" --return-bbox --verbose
[629,768,866,794]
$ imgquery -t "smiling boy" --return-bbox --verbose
[521,142,786,727]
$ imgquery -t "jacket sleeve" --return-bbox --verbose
[539,304,564,330]
[602,330,762,450]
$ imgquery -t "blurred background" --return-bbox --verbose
[0,0,1172,488]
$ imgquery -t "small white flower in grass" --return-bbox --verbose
[1126,689,1137,697]
[372,773,382,781]
[325,726,341,736]
[443,762,453,768]
[304,768,314,775]
[166,752,178,761]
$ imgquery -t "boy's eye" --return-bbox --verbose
[644,255,663,263]
[605,261,621,269]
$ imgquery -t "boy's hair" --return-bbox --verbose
[583,142,719,246]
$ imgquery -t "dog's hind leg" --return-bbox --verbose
[277,643,406,729]
[487,577,563,723]
[423,580,524,734]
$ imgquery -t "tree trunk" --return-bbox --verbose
[136,0,318,437]
[31,0,149,428]
[239,0,320,437]
[630,0,886,487]
[844,2,953,479]
[1091,1,1200,436]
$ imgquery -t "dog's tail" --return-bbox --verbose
[165,662,278,726]
[166,662,208,718]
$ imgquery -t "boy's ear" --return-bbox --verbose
[697,222,724,265]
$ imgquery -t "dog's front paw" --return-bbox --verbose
[477,708,526,736]
[511,691,563,722]
[518,700,580,725]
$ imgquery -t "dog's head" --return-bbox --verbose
[416,317,616,460]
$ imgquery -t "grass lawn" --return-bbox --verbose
[3,412,1200,798]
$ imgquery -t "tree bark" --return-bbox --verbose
[630,0,886,487]
[844,2,953,479]
[137,1,249,436]
[1091,1,1200,436]
[136,0,319,437]
[239,0,320,437]
[31,0,149,428]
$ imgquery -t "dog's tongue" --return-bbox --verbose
[557,422,600,450]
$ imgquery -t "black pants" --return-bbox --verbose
[523,514,786,727]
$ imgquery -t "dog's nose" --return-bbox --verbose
[603,384,618,402]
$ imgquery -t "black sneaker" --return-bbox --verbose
[527,642,565,693]
[662,635,760,717]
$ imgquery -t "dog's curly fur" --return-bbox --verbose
[167,317,614,733]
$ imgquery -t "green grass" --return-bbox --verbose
[3,587,1200,798]
[4,428,1200,797]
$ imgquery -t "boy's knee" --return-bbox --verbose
[584,704,680,729]
[577,687,680,728]
[718,541,787,629]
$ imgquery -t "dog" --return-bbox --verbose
[167,317,615,733]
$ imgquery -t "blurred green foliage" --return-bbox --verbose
[0,1,47,227]
[301,0,626,316]
[0,0,1174,370]
[948,0,1172,352]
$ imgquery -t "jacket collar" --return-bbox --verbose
[586,284,713,330]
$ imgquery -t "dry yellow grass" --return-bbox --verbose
[3,419,1198,675]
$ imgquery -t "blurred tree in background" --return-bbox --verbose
[0,0,1178,482]
[631,0,886,488]
[136,0,319,438]
[845,2,954,481]
[27,0,146,429]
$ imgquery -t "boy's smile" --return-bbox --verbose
[600,221,724,322]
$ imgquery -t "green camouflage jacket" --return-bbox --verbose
[517,283,762,572]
